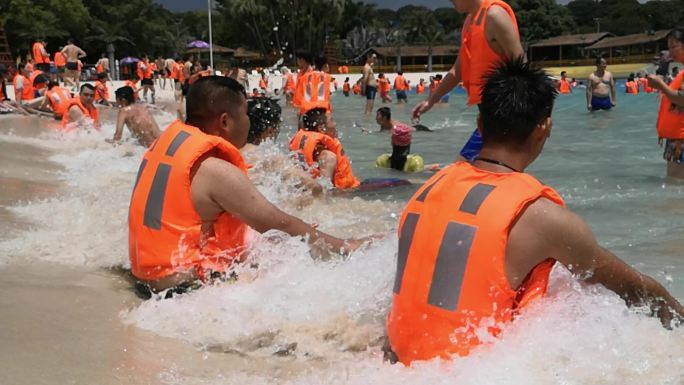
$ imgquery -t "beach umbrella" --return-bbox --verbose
[187,40,210,49]
[120,57,140,64]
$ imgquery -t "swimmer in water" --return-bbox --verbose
[243,96,323,199]
[62,83,99,128]
[385,58,684,366]
[106,86,161,147]
[587,57,616,111]
[128,76,369,294]
[289,108,360,189]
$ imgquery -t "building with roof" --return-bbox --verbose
[367,45,458,71]
[528,32,612,65]
[585,29,671,63]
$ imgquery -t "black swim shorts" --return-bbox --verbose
[141,78,154,86]
[36,63,51,72]
[65,62,78,71]
[664,139,684,164]
[365,85,377,100]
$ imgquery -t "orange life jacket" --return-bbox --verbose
[95,80,109,102]
[656,71,684,140]
[289,130,360,189]
[137,61,153,80]
[46,86,72,118]
[298,71,332,115]
[13,73,34,101]
[54,52,66,67]
[387,161,565,365]
[170,62,180,80]
[352,83,360,95]
[394,76,407,91]
[460,0,518,106]
[625,81,638,94]
[96,63,104,73]
[639,77,654,93]
[29,70,47,92]
[0,83,6,101]
[259,78,267,89]
[429,79,441,94]
[293,67,312,108]
[559,79,571,94]
[62,96,99,126]
[343,81,351,93]
[285,73,296,92]
[416,83,425,94]
[32,42,50,64]
[128,120,249,281]
[379,78,391,93]
[150,62,158,72]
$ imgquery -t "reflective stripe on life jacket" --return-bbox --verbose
[559,79,571,94]
[47,87,72,117]
[289,130,360,189]
[298,71,332,115]
[128,120,249,281]
[13,74,34,101]
[32,42,50,64]
[656,71,684,140]
[460,0,518,106]
[62,96,99,126]
[387,161,564,365]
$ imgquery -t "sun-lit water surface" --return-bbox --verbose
[0,86,682,384]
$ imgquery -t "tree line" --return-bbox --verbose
[0,0,682,64]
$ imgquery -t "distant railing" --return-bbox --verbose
[336,64,453,74]
[532,54,655,68]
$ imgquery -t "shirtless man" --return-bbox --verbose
[61,39,86,90]
[154,56,165,89]
[362,54,378,115]
[164,57,175,90]
[587,57,616,111]
[107,86,161,147]
[95,54,111,83]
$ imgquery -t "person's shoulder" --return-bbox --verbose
[517,197,579,235]
[486,2,513,22]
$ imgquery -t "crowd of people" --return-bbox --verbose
[1,0,683,369]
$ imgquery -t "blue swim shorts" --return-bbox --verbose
[664,139,684,164]
[365,85,377,100]
[396,90,407,100]
[591,96,612,111]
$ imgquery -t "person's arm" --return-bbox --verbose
[648,74,684,107]
[193,157,363,255]
[317,150,338,183]
[509,199,684,327]
[77,47,86,59]
[107,109,127,143]
[61,46,68,55]
[411,59,460,121]
[13,79,29,114]
[67,105,83,123]
[487,5,524,59]
[610,73,617,105]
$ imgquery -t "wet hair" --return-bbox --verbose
[479,57,557,147]
[115,86,135,104]
[436,74,443,80]
[80,83,95,92]
[560,71,566,76]
[595,56,606,66]
[378,73,385,78]
[302,108,327,131]
[32,74,49,86]
[186,76,246,131]
[628,74,635,82]
[67,39,74,44]
[97,72,106,80]
[667,27,684,44]
[314,55,327,70]
[47,80,59,89]
[247,97,282,144]
[296,50,313,64]
[344,77,349,82]
[377,107,391,120]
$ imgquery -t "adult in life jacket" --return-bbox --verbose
[38,80,72,120]
[12,64,35,114]
[281,67,297,104]
[412,0,524,162]
[94,72,111,106]
[292,50,314,113]
[648,27,684,179]
[32,39,51,73]
[385,58,684,366]
[289,107,360,190]
[296,55,332,116]
[62,83,99,128]
[558,70,572,94]
[128,76,369,295]
[137,54,156,104]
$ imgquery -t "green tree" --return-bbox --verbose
[509,0,576,42]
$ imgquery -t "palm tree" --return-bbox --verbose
[85,22,134,80]
[232,0,268,54]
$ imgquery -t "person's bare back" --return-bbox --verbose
[62,44,85,63]
[111,104,161,147]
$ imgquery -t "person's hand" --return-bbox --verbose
[105,138,121,145]
[411,99,434,122]
[587,104,592,112]
[341,237,373,255]
[611,101,617,107]
[673,140,683,160]
[647,74,666,91]
[658,137,664,147]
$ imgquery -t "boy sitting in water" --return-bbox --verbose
[243,96,322,200]
[289,108,360,189]
[106,86,161,147]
